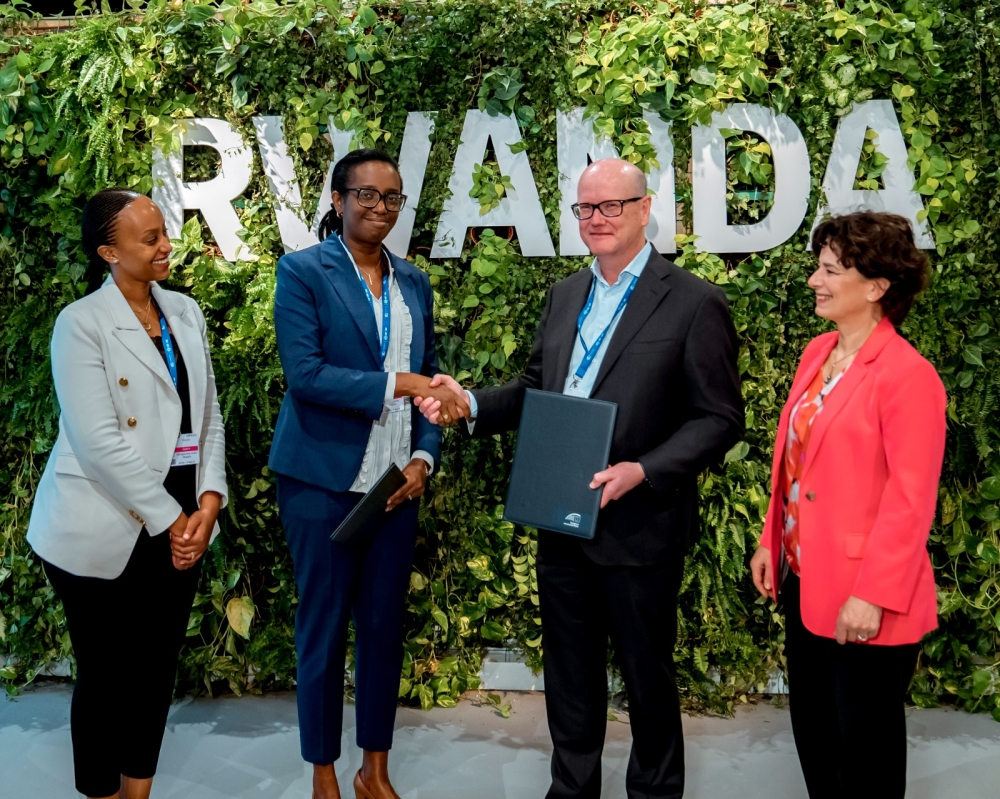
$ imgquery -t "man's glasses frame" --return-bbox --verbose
[570,196,645,220]
[343,187,408,212]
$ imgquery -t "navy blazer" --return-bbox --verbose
[269,235,441,492]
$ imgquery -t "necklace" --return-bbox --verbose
[359,265,378,289]
[359,254,387,292]
[127,295,154,331]
[823,344,862,384]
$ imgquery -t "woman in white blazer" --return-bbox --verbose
[26,189,228,799]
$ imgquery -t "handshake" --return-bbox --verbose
[398,373,472,426]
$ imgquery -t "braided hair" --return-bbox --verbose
[317,148,402,241]
[81,188,141,295]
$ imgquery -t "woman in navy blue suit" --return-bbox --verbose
[269,149,468,799]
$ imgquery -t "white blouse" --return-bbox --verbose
[338,237,433,493]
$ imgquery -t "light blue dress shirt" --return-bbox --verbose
[467,240,652,418]
[562,240,651,398]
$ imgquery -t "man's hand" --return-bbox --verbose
[414,374,470,426]
[590,462,645,508]
[386,458,429,511]
[170,492,222,570]
[835,595,883,645]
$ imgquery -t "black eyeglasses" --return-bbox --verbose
[570,196,645,220]
[343,187,408,212]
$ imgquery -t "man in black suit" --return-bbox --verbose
[418,159,744,798]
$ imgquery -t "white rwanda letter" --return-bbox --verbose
[152,118,253,262]
[692,103,811,253]
[810,99,933,249]
[310,120,354,236]
[253,115,317,253]
[255,113,434,256]
[432,110,554,258]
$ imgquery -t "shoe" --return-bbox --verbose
[354,770,375,799]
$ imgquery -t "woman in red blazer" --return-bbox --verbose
[750,211,946,799]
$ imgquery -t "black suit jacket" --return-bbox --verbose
[469,249,745,566]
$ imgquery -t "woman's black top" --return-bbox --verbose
[152,334,199,517]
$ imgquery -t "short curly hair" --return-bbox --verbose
[811,211,930,326]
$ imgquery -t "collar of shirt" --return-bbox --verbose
[589,240,652,289]
[337,233,394,283]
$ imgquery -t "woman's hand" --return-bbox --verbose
[396,373,469,426]
[386,458,429,511]
[835,595,883,644]
[750,545,774,599]
[170,492,222,570]
[166,511,189,570]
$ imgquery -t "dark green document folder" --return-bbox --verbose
[503,389,618,539]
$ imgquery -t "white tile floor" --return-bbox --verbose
[2,684,999,798]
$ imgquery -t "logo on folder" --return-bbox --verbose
[563,513,582,529]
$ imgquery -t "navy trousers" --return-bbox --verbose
[277,475,418,765]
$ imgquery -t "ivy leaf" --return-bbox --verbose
[356,5,378,28]
[980,477,1000,501]
[299,132,314,151]
[414,683,433,711]
[971,669,993,697]
[493,75,524,102]
[184,3,217,24]
[231,75,248,111]
[226,596,255,639]
[691,64,717,86]
[963,345,984,368]
[409,571,428,591]
[430,603,448,632]
[466,555,495,582]
[978,541,1000,565]
[480,620,506,641]
[724,441,750,463]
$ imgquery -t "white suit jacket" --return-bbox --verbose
[27,278,228,578]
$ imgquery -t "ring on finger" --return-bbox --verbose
[857,634,867,642]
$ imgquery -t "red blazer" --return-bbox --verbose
[763,317,946,645]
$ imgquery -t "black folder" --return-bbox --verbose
[503,389,618,539]
[330,464,407,545]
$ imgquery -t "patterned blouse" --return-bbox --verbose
[782,367,846,575]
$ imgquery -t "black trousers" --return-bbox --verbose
[537,536,686,799]
[783,572,919,799]
[43,531,200,798]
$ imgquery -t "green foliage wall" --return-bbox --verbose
[2,0,999,716]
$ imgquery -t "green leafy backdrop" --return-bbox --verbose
[2,0,999,718]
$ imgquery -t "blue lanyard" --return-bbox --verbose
[157,307,179,390]
[359,267,391,366]
[573,274,639,384]
[339,235,391,367]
